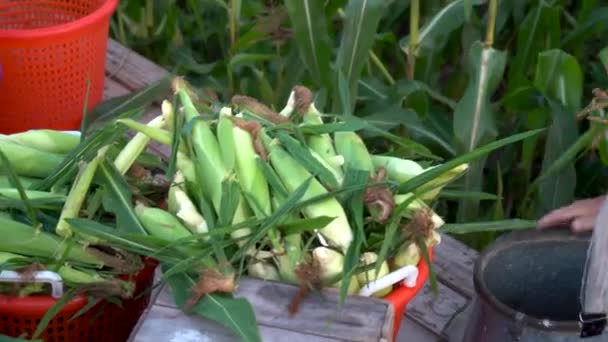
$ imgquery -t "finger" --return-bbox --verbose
[572,215,596,233]
[537,198,605,229]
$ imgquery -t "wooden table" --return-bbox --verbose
[103,39,478,342]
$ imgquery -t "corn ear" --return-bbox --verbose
[357,252,391,298]
[312,246,360,294]
[0,216,106,267]
[0,141,64,178]
[56,146,108,238]
[263,133,352,253]
[135,202,192,241]
[371,155,424,183]
[419,164,469,201]
[334,131,374,175]
[247,261,280,281]
[168,172,209,235]
[393,241,421,268]
[394,193,445,229]
[114,114,168,175]
[1,130,79,154]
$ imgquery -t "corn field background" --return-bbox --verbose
[110,0,608,250]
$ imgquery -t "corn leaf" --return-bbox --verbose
[400,0,483,57]
[338,168,368,304]
[167,94,182,179]
[276,131,340,189]
[508,4,561,81]
[31,108,144,191]
[441,219,537,234]
[33,288,80,339]
[453,41,507,221]
[439,190,501,201]
[162,264,261,342]
[232,177,312,262]
[398,129,545,194]
[82,75,172,135]
[562,7,608,48]
[98,159,147,235]
[0,150,39,227]
[218,179,241,228]
[280,216,336,235]
[534,50,582,215]
[284,0,332,88]
[335,0,384,112]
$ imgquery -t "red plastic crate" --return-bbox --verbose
[0,258,158,342]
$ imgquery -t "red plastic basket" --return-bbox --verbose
[0,0,118,134]
[385,248,434,341]
[0,258,158,342]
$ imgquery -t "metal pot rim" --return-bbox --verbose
[473,227,591,332]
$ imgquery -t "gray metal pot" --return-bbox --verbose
[462,228,608,341]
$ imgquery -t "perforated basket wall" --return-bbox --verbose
[0,259,158,342]
[0,0,118,134]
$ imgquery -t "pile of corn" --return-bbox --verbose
[115,79,467,298]
[0,79,466,305]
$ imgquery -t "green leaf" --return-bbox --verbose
[509,4,561,80]
[533,50,583,215]
[281,216,337,235]
[441,219,537,234]
[536,100,579,215]
[562,7,608,48]
[400,0,483,57]
[453,41,507,221]
[284,0,332,87]
[229,53,275,68]
[398,129,545,194]
[600,46,608,74]
[534,50,583,113]
[98,159,147,234]
[533,126,597,186]
[82,75,172,135]
[276,131,340,189]
[335,0,384,111]
[339,168,369,304]
[163,265,261,342]
[0,150,38,227]
[439,190,501,201]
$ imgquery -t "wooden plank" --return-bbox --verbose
[404,281,468,336]
[433,233,478,298]
[154,279,393,342]
[397,316,442,342]
[104,78,131,99]
[131,305,348,342]
[105,39,168,92]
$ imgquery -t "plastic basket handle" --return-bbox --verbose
[0,270,64,298]
[358,265,419,297]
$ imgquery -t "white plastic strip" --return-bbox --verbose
[357,265,419,297]
[0,270,64,298]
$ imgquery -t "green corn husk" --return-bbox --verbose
[1,130,80,154]
[0,141,64,178]
[262,132,353,253]
[371,155,425,183]
[334,131,375,175]
[0,176,39,189]
[135,202,192,241]
[394,193,445,229]
[0,216,110,267]
[56,146,108,238]
[0,188,65,201]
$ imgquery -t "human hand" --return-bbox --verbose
[537,195,607,232]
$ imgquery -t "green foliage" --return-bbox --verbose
[112,0,608,251]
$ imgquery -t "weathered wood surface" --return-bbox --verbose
[104,39,479,342]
